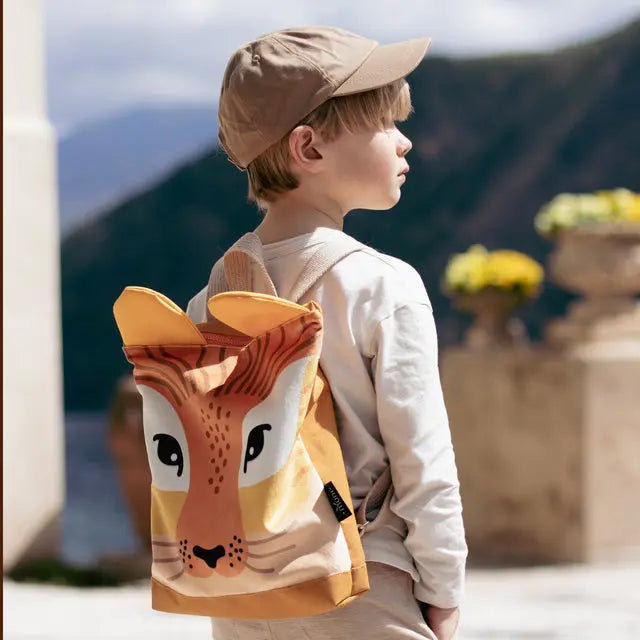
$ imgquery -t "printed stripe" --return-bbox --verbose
[223,341,255,396]
[246,331,271,396]
[160,347,196,394]
[255,325,287,398]
[144,347,189,396]
[234,336,264,395]
[159,346,191,370]
[134,374,183,407]
[198,363,210,390]
[196,345,207,369]
[135,363,187,401]
[267,320,315,390]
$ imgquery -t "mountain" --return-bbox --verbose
[60,19,640,411]
[57,104,218,234]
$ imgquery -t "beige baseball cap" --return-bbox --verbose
[218,26,431,170]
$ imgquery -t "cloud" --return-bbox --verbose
[43,0,640,136]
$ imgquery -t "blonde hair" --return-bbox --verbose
[246,78,413,210]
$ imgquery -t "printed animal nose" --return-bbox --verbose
[193,544,226,568]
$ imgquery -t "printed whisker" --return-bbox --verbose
[247,544,296,559]
[154,556,181,563]
[245,563,275,574]
[166,568,185,581]
[245,530,289,546]
[152,540,178,547]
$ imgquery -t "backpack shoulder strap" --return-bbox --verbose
[186,285,208,323]
[288,234,368,303]
[204,231,368,317]
[204,232,278,320]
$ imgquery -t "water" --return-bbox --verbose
[61,411,139,566]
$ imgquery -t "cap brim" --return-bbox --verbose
[332,37,431,97]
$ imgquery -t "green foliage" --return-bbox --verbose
[8,557,126,587]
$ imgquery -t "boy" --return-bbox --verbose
[187,25,467,640]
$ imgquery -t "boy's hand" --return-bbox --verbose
[419,603,460,640]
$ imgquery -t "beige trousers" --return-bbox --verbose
[210,562,437,640]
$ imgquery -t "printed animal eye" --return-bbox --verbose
[137,387,189,492]
[239,357,312,487]
[243,424,272,473]
[152,433,184,477]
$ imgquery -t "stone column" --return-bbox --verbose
[3,0,65,569]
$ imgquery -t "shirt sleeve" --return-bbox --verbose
[371,300,468,608]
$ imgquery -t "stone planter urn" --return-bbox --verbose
[545,223,640,346]
[106,375,150,553]
[453,288,531,349]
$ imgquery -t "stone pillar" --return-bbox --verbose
[441,340,640,564]
[3,0,65,569]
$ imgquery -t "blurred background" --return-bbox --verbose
[4,0,640,637]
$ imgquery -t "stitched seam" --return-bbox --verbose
[335,41,378,89]
[268,35,337,86]
[368,302,433,357]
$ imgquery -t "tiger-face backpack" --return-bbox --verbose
[112,232,393,619]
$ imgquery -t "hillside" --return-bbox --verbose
[60,19,640,411]
[58,104,218,234]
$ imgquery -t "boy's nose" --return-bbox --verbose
[398,133,412,155]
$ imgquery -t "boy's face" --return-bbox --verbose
[319,116,413,212]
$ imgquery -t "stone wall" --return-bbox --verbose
[441,340,640,564]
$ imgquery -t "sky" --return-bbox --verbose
[44,0,640,138]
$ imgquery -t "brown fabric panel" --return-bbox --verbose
[299,368,368,577]
[151,564,367,619]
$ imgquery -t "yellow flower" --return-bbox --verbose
[597,189,640,222]
[536,188,640,236]
[444,245,489,292]
[628,195,640,221]
[443,246,544,298]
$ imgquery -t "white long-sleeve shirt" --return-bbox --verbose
[187,226,467,608]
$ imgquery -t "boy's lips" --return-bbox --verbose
[398,165,410,175]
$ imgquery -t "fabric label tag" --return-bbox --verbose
[324,482,352,522]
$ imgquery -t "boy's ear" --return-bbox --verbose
[207,292,312,337]
[114,286,206,346]
[289,125,323,172]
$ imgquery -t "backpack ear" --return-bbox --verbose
[207,292,314,337]
[114,286,206,346]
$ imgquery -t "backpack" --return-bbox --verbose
[112,232,392,620]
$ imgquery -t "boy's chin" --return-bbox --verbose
[380,192,403,211]
[358,192,402,211]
